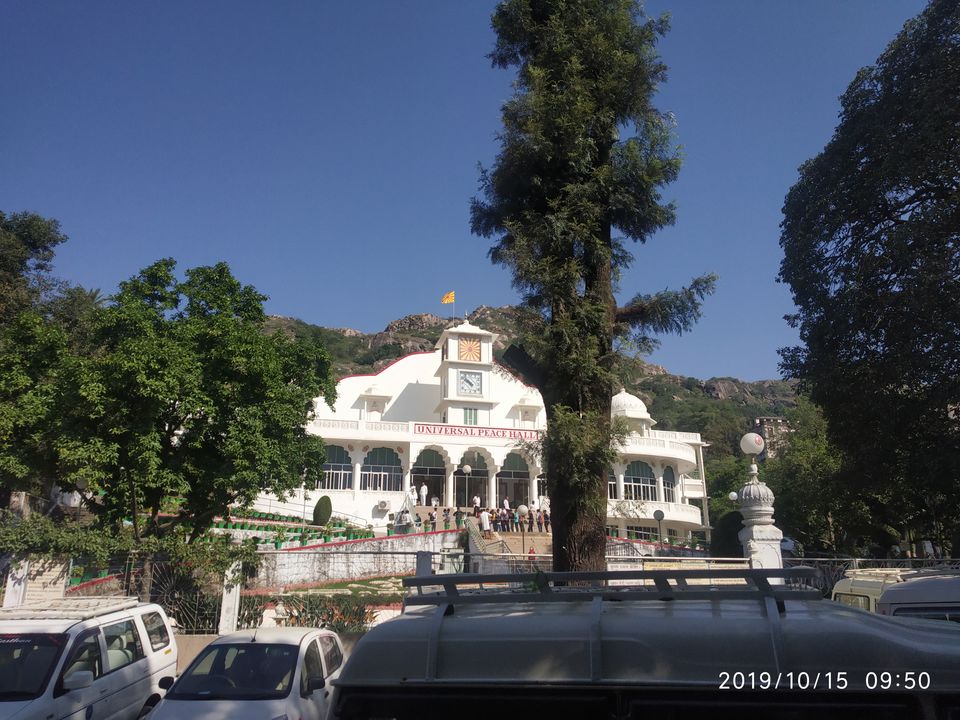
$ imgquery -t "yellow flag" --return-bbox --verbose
[441,291,455,304]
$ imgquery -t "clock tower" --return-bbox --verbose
[435,320,497,425]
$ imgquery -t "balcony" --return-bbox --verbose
[607,498,702,528]
[618,434,697,467]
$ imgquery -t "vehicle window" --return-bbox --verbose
[140,611,170,651]
[0,633,68,701]
[833,592,871,611]
[103,619,145,671]
[318,634,342,675]
[59,630,103,690]
[301,640,323,695]
[169,643,297,701]
[892,606,960,622]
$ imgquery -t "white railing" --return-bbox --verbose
[365,421,409,433]
[607,499,702,526]
[681,478,705,498]
[649,429,702,443]
[314,418,360,431]
[619,435,697,464]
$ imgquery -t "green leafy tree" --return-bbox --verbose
[0,313,68,499]
[761,398,889,554]
[0,211,68,323]
[778,0,960,548]
[471,0,715,570]
[49,259,337,541]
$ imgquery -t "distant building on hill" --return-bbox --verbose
[753,416,792,459]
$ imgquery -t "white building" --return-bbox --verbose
[255,321,709,541]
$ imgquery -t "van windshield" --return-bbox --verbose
[0,633,68,700]
[168,643,298,701]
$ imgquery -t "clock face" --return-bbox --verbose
[458,336,481,362]
[458,370,482,396]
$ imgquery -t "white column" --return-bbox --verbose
[616,471,625,501]
[444,468,455,508]
[697,445,711,540]
[527,475,537,507]
[402,466,412,495]
[352,460,362,495]
[656,468,665,503]
[487,471,497,510]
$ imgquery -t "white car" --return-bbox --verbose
[149,627,344,720]
[0,596,177,720]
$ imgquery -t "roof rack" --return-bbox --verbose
[403,567,823,607]
[0,596,141,621]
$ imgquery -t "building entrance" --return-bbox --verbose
[412,449,446,505]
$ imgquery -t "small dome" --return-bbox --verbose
[738,479,775,506]
[611,388,650,419]
[515,393,542,408]
[361,383,391,399]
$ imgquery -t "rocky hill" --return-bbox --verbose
[265,306,798,458]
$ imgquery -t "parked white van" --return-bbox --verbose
[832,567,960,614]
[0,596,177,720]
[330,568,960,719]
[877,573,960,622]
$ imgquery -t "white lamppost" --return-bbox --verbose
[518,504,529,554]
[461,464,472,509]
[732,432,783,573]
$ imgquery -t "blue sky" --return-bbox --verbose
[1,1,926,381]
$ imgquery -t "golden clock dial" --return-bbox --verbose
[458,336,481,362]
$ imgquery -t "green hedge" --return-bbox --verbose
[237,593,377,633]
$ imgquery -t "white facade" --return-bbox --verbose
[254,321,708,538]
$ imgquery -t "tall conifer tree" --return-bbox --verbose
[472,0,715,570]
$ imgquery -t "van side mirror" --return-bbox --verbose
[62,671,94,690]
[158,676,175,690]
[307,676,325,693]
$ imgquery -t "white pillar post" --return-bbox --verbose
[218,562,242,635]
[444,468,455,509]
[616,471,625,501]
[487,470,497,510]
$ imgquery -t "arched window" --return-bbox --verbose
[608,470,618,500]
[319,445,352,490]
[663,466,676,503]
[360,447,402,492]
[624,461,657,502]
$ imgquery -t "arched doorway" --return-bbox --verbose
[497,453,530,507]
[454,453,488,508]
[411,449,446,505]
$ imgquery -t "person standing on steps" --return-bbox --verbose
[419,482,428,507]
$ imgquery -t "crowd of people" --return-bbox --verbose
[394,491,553,538]
[473,495,550,540]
